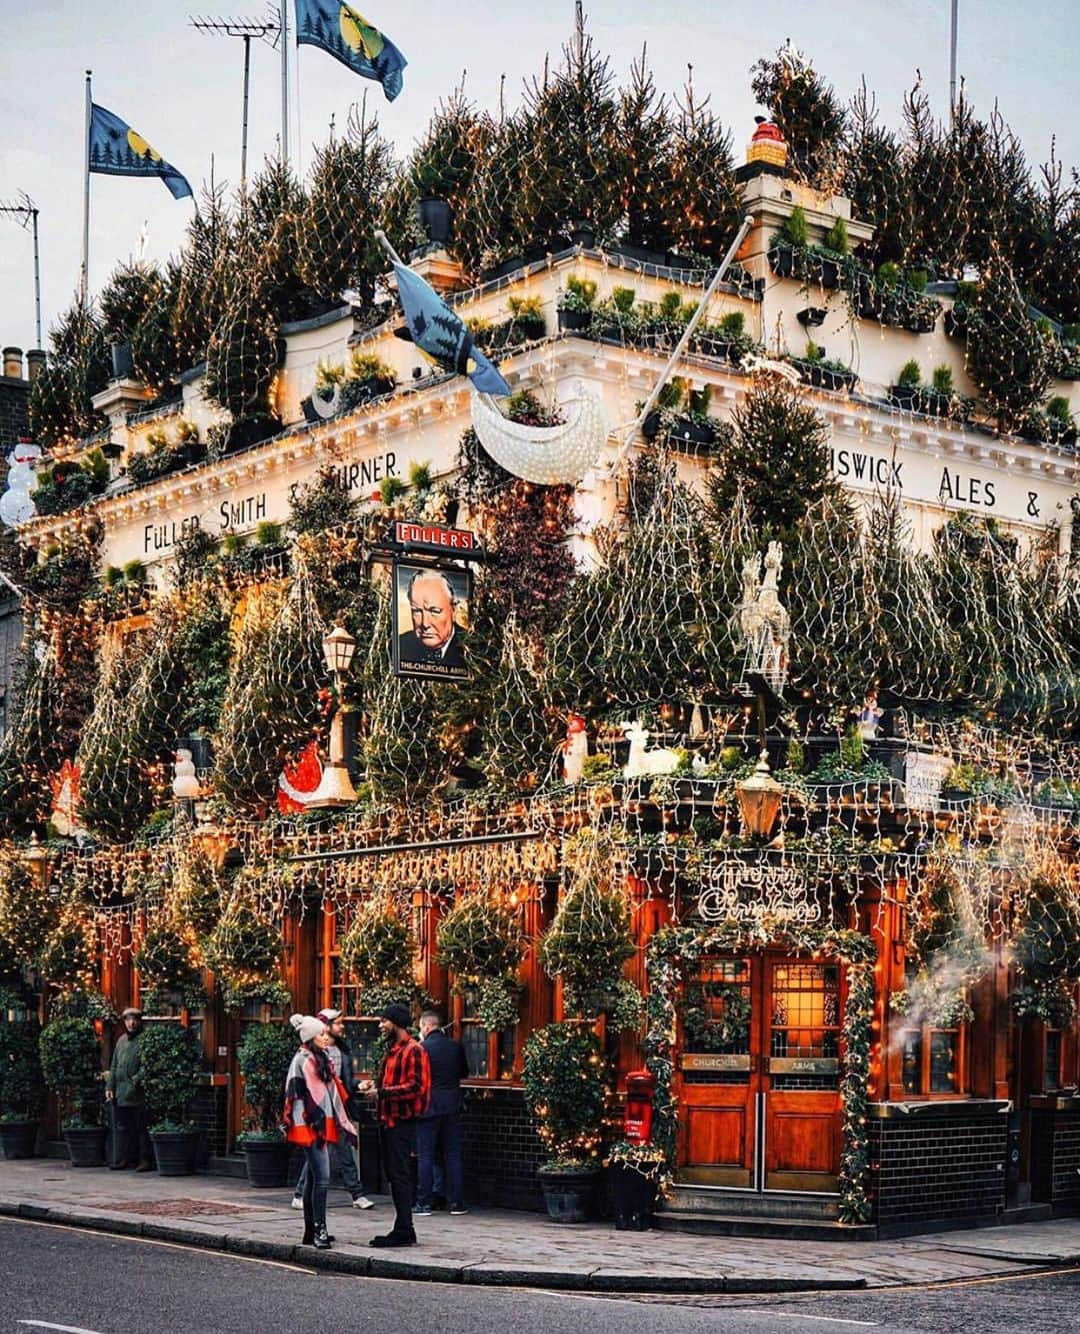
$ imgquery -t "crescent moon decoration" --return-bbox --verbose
[470,388,609,486]
[309,385,343,419]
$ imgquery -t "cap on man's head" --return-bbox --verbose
[121,1007,143,1019]
[379,1003,411,1032]
[316,1008,342,1024]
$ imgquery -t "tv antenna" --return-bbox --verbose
[189,9,282,188]
[0,193,42,348]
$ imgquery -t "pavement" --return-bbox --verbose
[2,1159,1080,1295]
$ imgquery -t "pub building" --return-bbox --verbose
[5,124,1080,1239]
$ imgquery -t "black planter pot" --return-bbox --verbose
[667,416,716,448]
[567,222,596,248]
[609,241,668,268]
[182,440,207,466]
[538,1168,600,1223]
[797,307,828,328]
[692,335,739,363]
[150,1129,197,1177]
[944,309,968,339]
[110,341,134,379]
[641,410,662,440]
[227,415,280,452]
[0,1119,39,1159]
[768,245,795,279]
[418,197,452,246]
[558,307,592,333]
[64,1124,108,1168]
[889,384,920,411]
[482,254,527,281]
[610,1163,657,1231]
[813,257,841,289]
[241,1138,291,1188]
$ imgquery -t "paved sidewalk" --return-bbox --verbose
[2,1160,1078,1294]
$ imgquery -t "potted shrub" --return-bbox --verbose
[506,294,547,342]
[342,350,396,409]
[0,998,45,1159]
[641,379,718,451]
[523,1022,610,1222]
[889,359,922,411]
[557,275,597,333]
[794,342,857,393]
[39,1016,106,1166]
[767,205,809,279]
[175,418,205,466]
[141,1021,203,1175]
[236,1022,297,1186]
[693,310,750,363]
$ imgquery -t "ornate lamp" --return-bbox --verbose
[735,751,783,840]
[307,621,358,809]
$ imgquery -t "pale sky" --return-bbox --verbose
[1,1,1077,355]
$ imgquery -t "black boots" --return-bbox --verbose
[313,1223,332,1250]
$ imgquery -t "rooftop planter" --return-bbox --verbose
[557,275,597,332]
[640,380,730,454]
[790,347,857,394]
[888,362,973,422]
[856,265,941,333]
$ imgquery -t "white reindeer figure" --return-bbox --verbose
[622,722,680,778]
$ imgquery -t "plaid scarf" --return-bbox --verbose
[283,1047,357,1147]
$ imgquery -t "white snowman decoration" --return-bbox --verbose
[0,438,40,527]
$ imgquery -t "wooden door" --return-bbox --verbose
[762,958,842,1193]
[677,957,758,1186]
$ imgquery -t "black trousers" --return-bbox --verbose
[379,1120,416,1236]
[113,1102,151,1166]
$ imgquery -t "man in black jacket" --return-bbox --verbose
[414,1012,469,1215]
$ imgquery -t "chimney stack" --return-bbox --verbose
[2,348,24,380]
[25,350,46,382]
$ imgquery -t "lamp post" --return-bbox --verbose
[735,751,783,841]
[306,622,358,809]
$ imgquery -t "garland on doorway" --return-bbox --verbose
[644,920,877,1225]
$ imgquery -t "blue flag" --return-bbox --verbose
[88,104,192,200]
[392,262,511,398]
[295,0,406,102]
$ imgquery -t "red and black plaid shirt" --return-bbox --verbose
[377,1034,430,1127]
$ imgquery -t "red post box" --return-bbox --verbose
[623,1069,655,1144]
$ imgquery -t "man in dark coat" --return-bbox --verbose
[105,1007,152,1171]
[415,1011,469,1215]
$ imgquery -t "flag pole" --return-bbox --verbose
[602,214,754,479]
[374,229,405,267]
[81,69,92,307]
[280,0,289,167]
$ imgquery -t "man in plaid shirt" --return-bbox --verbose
[366,1003,431,1247]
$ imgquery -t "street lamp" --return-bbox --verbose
[307,621,358,809]
[735,751,783,841]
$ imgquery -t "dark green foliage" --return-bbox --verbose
[751,43,845,188]
[965,257,1053,431]
[706,379,839,547]
[297,102,395,306]
[244,157,315,324]
[666,83,742,260]
[1013,873,1080,986]
[522,1022,609,1166]
[288,466,359,536]
[28,302,110,449]
[517,29,623,242]
[99,261,180,388]
[339,899,414,988]
[843,83,911,265]
[616,51,676,253]
[139,1022,202,1128]
[172,183,233,368]
[456,111,531,272]
[539,862,636,1012]
[0,1017,45,1120]
[39,1017,101,1127]
[174,587,233,737]
[405,89,492,255]
[237,1023,296,1134]
[435,896,524,982]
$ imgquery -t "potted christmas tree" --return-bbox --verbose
[0,993,45,1159]
[39,1016,106,1167]
[237,1022,297,1186]
[141,1022,203,1175]
[523,1022,610,1222]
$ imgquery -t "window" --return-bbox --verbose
[901,1025,966,1096]
[457,992,516,1082]
[1044,1029,1063,1092]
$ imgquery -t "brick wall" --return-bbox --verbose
[869,1104,1008,1233]
[1031,1107,1080,1205]
[461,1085,546,1211]
[0,376,30,454]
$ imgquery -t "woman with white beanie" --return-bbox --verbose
[283,1014,358,1249]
